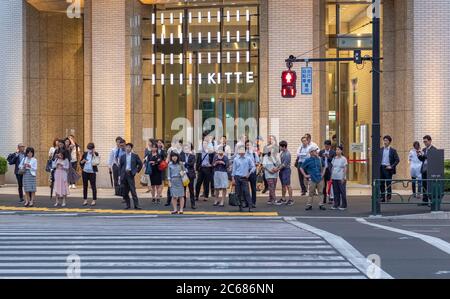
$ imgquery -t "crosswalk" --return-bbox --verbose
[0,216,368,279]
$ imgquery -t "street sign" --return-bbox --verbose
[301,67,312,95]
[350,143,364,153]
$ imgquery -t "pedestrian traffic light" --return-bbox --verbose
[281,70,297,98]
[354,50,362,64]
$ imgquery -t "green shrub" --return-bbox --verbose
[445,160,450,192]
[0,157,7,175]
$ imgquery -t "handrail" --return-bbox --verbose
[371,179,450,216]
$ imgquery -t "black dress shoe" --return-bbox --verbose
[135,207,142,210]
[19,198,24,203]
[164,203,171,207]
[305,205,312,211]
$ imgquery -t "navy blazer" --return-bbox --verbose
[119,152,143,179]
[379,147,400,174]
[180,152,196,179]
[195,151,215,171]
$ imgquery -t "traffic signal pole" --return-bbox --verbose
[371,0,381,215]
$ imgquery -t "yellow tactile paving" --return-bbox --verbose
[0,206,278,217]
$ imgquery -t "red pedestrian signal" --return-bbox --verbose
[281,70,297,98]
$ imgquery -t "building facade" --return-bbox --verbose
[1,0,449,188]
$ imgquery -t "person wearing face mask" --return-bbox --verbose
[80,143,100,207]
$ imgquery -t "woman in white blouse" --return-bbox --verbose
[19,147,38,207]
[409,141,423,197]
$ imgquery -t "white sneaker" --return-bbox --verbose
[338,207,347,211]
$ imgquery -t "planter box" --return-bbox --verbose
[0,174,5,186]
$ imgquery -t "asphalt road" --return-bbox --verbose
[1,212,450,279]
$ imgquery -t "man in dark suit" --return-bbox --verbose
[418,135,437,204]
[7,143,26,203]
[379,135,400,202]
[195,141,215,201]
[181,144,197,209]
[119,143,143,210]
[319,140,336,204]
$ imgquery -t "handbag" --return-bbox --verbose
[18,158,26,175]
[158,160,168,171]
[68,166,81,183]
[145,160,153,176]
[45,159,53,172]
[92,153,100,166]
[140,174,149,186]
[228,187,240,207]
[180,164,190,187]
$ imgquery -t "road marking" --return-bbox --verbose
[0,275,367,279]
[402,225,450,227]
[0,255,346,261]
[0,240,327,245]
[283,217,393,279]
[356,218,450,255]
[29,214,79,217]
[0,250,339,255]
[0,206,278,217]
[0,244,334,250]
[0,268,361,274]
[0,261,353,267]
[436,271,450,275]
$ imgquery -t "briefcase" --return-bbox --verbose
[228,189,240,207]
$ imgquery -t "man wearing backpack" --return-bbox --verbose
[7,143,26,203]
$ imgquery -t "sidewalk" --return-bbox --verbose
[0,185,444,217]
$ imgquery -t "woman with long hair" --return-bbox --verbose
[53,150,70,207]
[67,135,81,189]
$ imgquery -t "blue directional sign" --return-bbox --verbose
[301,67,313,95]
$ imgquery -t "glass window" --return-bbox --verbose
[151,3,259,143]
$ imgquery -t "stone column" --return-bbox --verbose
[0,1,24,183]
[413,0,450,158]
[90,0,126,187]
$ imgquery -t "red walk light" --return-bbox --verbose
[281,70,297,98]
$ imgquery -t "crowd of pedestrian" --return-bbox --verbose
[4,132,438,213]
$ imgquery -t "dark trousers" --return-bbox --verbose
[332,180,347,208]
[235,176,252,208]
[112,164,121,196]
[422,172,429,202]
[412,176,422,195]
[121,172,139,208]
[82,172,97,201]
[16,174,24,200]
[380,166,394,201]
[248,172,257,205]
[322,168,331,203]
[195,167,213,199]
[297,163,307,194]
[166,187,172,205]
[263,172,268,190]
[184,178,196,208]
